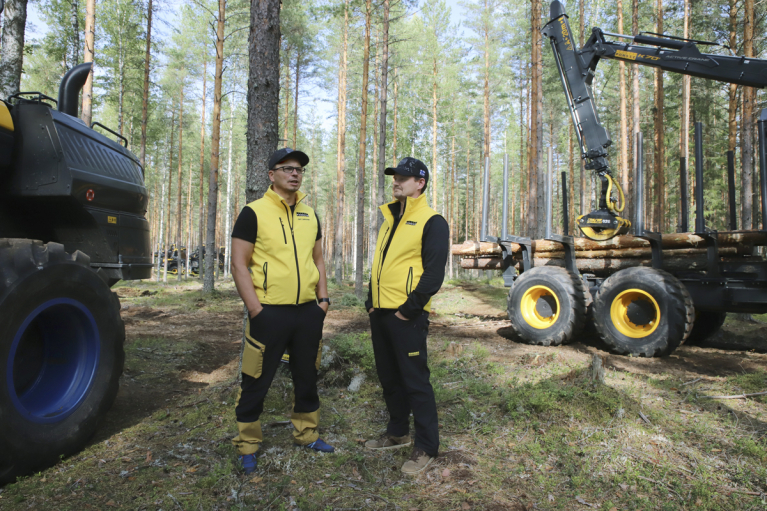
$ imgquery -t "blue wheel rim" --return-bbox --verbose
[7,298,100,424]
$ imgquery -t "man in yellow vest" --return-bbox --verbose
[364,157,449,475]
[230,147,334,475]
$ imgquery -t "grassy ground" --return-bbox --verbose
[1,280,766,510]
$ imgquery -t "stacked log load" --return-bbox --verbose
[452,232,767,275]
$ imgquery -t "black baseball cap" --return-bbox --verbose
[268,147,309,170]
[384,157,429,186]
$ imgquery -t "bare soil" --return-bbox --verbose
[2,279,766,510]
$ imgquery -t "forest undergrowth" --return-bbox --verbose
[1,279,766,510]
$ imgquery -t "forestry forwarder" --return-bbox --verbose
[542,0,767,241]
[465,1,767,358]
[0,57,152,483]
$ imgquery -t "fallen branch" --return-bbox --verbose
[699,391,767,400]
[682,378,703,386]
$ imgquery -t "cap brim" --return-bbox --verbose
[276,150,310,167]
[384,166,406,176]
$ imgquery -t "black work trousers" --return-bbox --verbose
[235,302,325,447]
[369,309,439,457]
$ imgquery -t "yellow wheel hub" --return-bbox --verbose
[520,285,560,329]
[610,289,660,338]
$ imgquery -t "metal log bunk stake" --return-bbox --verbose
[561,170,569,236]
[544,147,578,274]
[480,156,490,242]
[502,153,509,240]
[680,157,688,232]
[727,150,737,230]
[694,122,720,276]
[634,132,663,268]
[758,109,767,231]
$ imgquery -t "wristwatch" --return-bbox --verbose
[318,297,331,305]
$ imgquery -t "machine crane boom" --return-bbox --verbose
[542,0,767,240]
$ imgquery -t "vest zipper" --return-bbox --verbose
[262,262,268,295]
[282,204,301,305]
[279,219,288,244]
[406,267,413,295]
[375,226,390,308]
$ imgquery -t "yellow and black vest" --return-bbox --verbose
[371,193,438,311]
[246,186,320,305]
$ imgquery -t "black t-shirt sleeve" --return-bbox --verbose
[316,216,322,241]
[231,207,257,243]
[398,215,449,319]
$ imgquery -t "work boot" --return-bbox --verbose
[401,447,434,475]
[238,453,257,475]
[365,433,411,451]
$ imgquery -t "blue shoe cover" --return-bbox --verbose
[305,438,335,453]
[238,453,257,474]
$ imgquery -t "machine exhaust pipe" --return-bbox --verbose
[58,63,92,118]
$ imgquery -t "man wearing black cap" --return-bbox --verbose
[364,157,449,475]
[229,147,334,475]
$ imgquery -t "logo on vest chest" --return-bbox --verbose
[405,221,417,226]
[296,212,311,220]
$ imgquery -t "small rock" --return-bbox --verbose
[348,374,366,392]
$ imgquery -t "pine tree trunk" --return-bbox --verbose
[569,124,575,234]
[578,0,586,229]
[198,59,207,281]
[176,86,184,281]
[532,0,544,238]
[519,75,527,236]
[176,85,184,245]
[283,50,291,146]
[203,0,226,294]
[369,35,379,267]
[681,0,691,230]
[293,52,300,148]
[618,0,628,215]
[0,0,27,98]
[449,129,455,275]
[482,0,491,162]
[246,0,279,202]
[742,0,755,230]
[81,0,95,125]
[653,0,665,232]
[354,0,372,298]
[465,123,471,240]
[157,173,167,282]
[224,101,235,278]
[376,0,390,232]
[117,0,125,135]
[432,56,439,209]
[334,0,349,284]
[186,163,193,279]
[165,108,176,285]
[391,67,398,167]
[140,0,152,167]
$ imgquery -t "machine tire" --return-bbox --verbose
[685,311,727,345]
[507,267,588,346]
[0,239,125,485]
[593,267,694,357]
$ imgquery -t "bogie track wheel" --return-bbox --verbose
[507,267,589,346]
[0,239,125,484]
[593,267,694,357]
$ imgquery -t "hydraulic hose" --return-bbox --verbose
[605,174,626,214]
